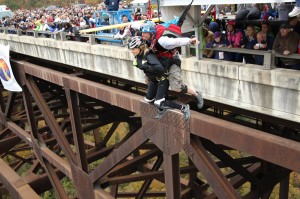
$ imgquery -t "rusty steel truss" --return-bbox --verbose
[0,59,299,199]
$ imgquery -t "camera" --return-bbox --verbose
[256,43,262,48]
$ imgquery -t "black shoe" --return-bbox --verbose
[181,104,190,121]
[155,109,167,119]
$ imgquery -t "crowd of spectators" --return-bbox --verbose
[0,1,160,41]
[203,3,300,70]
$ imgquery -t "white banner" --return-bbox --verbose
[0,45,22,92]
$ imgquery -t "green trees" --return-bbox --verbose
[0,0,20,10]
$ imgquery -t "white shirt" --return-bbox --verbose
[158,36,190,50]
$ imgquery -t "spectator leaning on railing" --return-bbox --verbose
[34,20,44,31]
[240,24,256,64]
[253,31,270,65]
[225,20,243,62]
[272,23,300,70]
[201,27,214,58]
[206,31,232,61]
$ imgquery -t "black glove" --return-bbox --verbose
[140,62,149,70]
[142,63,155,74]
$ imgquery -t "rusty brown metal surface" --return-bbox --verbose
[18,60,300,172]
[25,76,77,165]
[0,59,298,198]
[190,113,300,172]
[279,175,289,199]
[188,136,241,199]
[70,162,95,199]
[65,87,88,172]
[0,159,40,199]
[163,153,181,199]
[89,123,151,182]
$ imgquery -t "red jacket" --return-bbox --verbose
[227,30,243,47]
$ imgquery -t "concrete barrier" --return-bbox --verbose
[1,33,299,122]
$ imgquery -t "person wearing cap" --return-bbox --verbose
[100,13,110,33]
[208,21,220,33]
[272,23,300,70]
[225,20,243,62]
[206,31,232,61]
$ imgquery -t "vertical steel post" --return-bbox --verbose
[33,31,38,38]
[194,5,214,60]
[89,34,96,45]
[163,153,181,199]
[194,5,202,60]
[279,174,290,199]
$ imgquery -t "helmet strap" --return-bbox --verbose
[151,32,156,39]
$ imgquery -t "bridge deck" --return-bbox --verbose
[1,33,299,126]
[0,51,297,198]
[13,59,300,173]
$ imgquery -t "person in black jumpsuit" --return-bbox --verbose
[128,36,190,120]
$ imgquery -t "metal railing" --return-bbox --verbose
[207,47,275,70]
[0,27,125,45]
[182,45,300,70]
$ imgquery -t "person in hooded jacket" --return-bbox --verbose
[128,36,191,120]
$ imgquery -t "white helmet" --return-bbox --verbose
[128,36,143,49]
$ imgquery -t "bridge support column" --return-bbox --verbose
[163,153,181,199]
[279,175,290,199]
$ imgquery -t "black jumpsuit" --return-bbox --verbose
[135,50,183,111]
